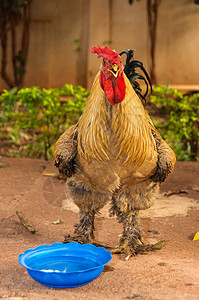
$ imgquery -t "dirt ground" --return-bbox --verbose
[0,157,199,300]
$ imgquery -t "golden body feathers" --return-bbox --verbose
[74,72,158,191]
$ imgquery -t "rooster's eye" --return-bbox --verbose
[103,59,106,65]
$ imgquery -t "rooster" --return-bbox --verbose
[53,45,176,258]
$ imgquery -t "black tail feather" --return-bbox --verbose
[119,49,152,105]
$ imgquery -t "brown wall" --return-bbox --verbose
[0,0,199,90]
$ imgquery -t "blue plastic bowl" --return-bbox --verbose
[18,242,112,288]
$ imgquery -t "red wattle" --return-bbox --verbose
[99,71,126,105]
[113,75,126,104]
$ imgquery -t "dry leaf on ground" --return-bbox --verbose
[193,232,199,241]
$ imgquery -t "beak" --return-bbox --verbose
[108,64,119,78]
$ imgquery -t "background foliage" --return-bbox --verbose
[150,85,199,161]
[0,85,88,160]
[0,84,198,161]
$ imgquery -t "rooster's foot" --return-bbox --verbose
[64,234,111,248]
[112,237,152,260]
[64,234,87,244]
[89,237,111,248]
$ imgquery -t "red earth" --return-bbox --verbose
[0,157,199,299]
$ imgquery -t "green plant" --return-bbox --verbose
[1,84,198,162]
[150,85,199,161]
[0,84,89,160]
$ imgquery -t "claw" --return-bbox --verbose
[111,238,152,259]
[64,234,111,248]
[111,239,128,254]
[111,247,124,254]
[88,237,111,248]
[64,234,86,244]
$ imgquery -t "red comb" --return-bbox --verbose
[90,45,120,63]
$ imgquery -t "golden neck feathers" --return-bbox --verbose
[78,71,153,167]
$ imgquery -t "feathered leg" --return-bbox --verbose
[64,179,111,248]
[110,181,158,259]
[112,210,151,259]
[64,210,110,247]
[64,209,96,244]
